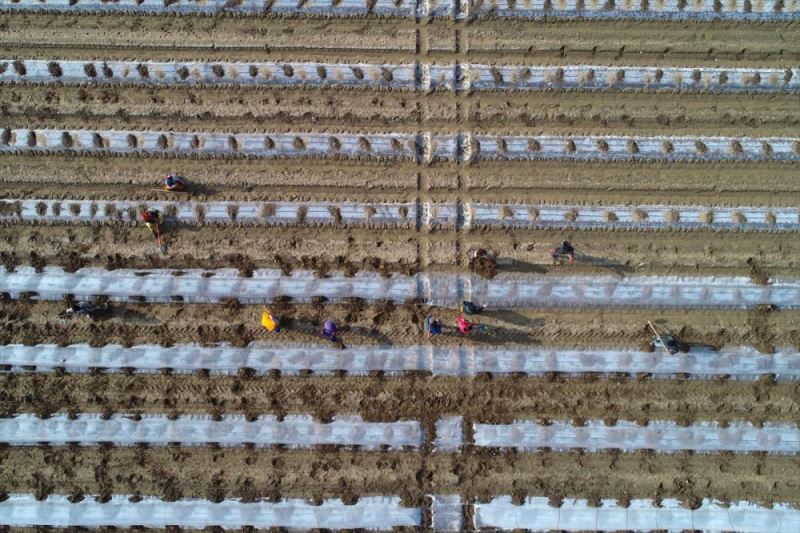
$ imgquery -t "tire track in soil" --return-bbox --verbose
[2,447,799,508]
[1,175,797,207]
[3,84,799,136]
[3,373,797,426]
[2,15,797,66]
[2,155,798,207]
[1,301,797,352]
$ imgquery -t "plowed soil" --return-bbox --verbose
[2,15,797,65]
[2,300,797,350]
[2,222,798,277]
[4,372,797,425]
[1,5,798,515]
[3,84,799,135]
[1,447,799,507]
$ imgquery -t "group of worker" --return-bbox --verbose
[260,299,487,343]
[139,175,187,237]
[75,175,576,340]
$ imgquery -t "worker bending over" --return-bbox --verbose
[163,175,187,192]
[261,308,281,333]
[141,208,163,238]
[551,240,576,265]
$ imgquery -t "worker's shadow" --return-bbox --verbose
[342,326,393,345]
[495,259,549,274]
[435,324,540,345]
[574,253,633,278]
[470,325,540,345]
[487,310,544,329]
[188,183,216,197]
[116,308,160,325]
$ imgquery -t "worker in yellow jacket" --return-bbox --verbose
[261,308,281,333]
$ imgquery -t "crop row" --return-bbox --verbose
[2,0,796,20]
[2,267,799,308]
[3,342,797,380]
[3,494,797,532]
[2,198,798,231]
[2,59,797,93]
[3,413,798,453]
[3,128,798,162]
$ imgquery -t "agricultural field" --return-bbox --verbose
[1,0,799,530]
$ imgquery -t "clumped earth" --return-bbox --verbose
[0,6,798,524]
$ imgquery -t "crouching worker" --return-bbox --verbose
[163,175,187,192]
[460,300,484,315]
[551,240,576,265]
[424,314,442,338]
[261,307,281,333]
[60,301,104,320]
[322,320,345,349]
[141,208,163,238]
[456,314,474,335]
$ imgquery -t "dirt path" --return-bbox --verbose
[2,15,797,65]
[3,84,798,136]
[0,154,421,192]
[2,155,798,207]
[2,300,797,350]
[1,223,797,277]
[1,447,798,507]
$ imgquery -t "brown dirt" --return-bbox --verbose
[0,154,420,192]
[0,447,798,507]
[2,6,799,511]
[1,15,797,65]
[3,371,798,425]
[2,84,798,136]
[1,223,797,277]
[2,300,798,351]
[2,155,797,208]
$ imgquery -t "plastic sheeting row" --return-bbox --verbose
[474,496,800,532]
[3,59,798,93]
[2,267,799,308]
[3,414,798,454]
[4,494,797,531]
[3,128,798,162]
[473,419,800,454]
[3,343,798,381]
[3,198,799,232]
[0,413,428,449]
[0,199,416,227]
[1,0,796,20]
